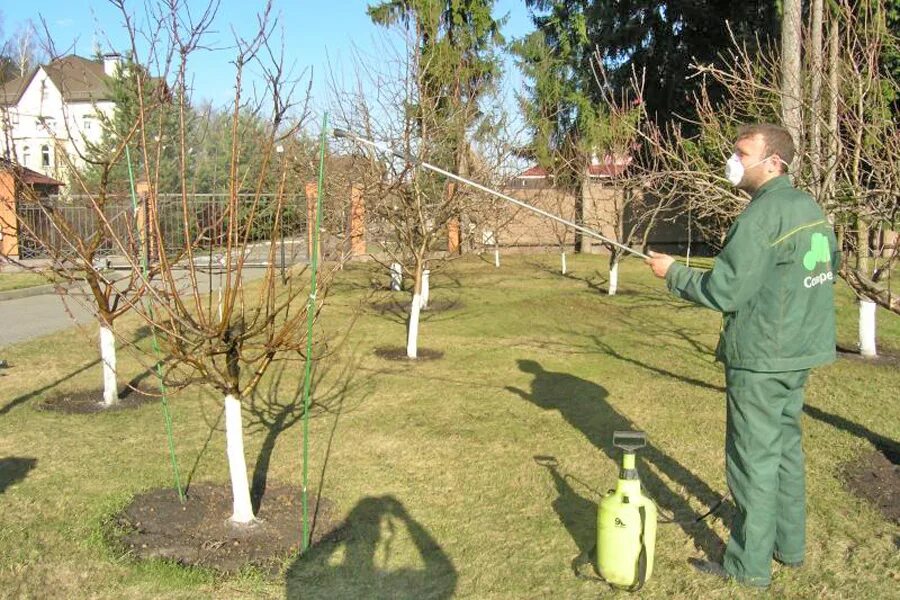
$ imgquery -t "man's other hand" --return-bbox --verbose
[646,250,675,279]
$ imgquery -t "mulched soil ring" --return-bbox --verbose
[374,346,445,361]
[370,298,464,315]
[836,346,900,367]
[114,483,338,573]
[39,383,160,414]
[843,449,900,524]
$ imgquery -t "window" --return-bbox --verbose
[41,145,50,168]
[22,146,30,167]
[83,117,92,131]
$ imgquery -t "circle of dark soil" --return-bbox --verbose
[843,449,900,524]
[39,384,160,414]
[374,346,445,361]
[370,298,464,315]
[836,345,900,367]
[113,483,338,573]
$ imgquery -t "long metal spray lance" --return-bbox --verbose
[332,128,650,260]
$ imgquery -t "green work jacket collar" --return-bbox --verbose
[751,175,791,201]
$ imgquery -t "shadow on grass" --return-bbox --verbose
[246,351,371,514]
[0,326,156,416]
[0,456,37,494]
[803,403,900,465]
[284,495,457,600]
[0,358,100,416]
[509,359,728,562]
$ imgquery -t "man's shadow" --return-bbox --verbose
[284,495,457,600]
[508,359,728,562]
[0,457,37,495]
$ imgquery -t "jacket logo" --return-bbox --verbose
[803,233,830,271]
[803,232,833,288]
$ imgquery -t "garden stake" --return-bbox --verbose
[126,145,185,503]
[301,111,328,552]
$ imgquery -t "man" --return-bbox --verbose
[646,123,839,588]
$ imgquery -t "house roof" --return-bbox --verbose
[1,55,115,106]
[517,156,632,179]
[0,158,65,187]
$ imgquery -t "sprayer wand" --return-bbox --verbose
[332,128,651,260]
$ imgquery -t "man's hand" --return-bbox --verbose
[645,250,675,279]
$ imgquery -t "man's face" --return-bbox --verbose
[733,134,780,192]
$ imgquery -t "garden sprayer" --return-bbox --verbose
[596,430,658,591]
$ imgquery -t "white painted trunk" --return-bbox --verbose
[420,270,430,310]
[858,299,877,358]
[608,260,619,296]
[407,293,421,359]
[224,394,256,524]
[561,252,567,275]
[494,245,500,268]
[390,263,402,291]
[100,325,118,406]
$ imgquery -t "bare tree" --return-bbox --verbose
[640,1,898,356]
[332,28,504,359]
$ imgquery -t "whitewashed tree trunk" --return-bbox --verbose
[608,258,619,296]
[858,299,877,357]
[224,394,256,524]
[99,324,118,406]
[390,263,403,291]
[494,242,500,268]
[420,269,430,310]
[407,293,421,359]
[560,251,567,275]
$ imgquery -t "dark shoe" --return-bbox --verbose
[774,555,804,568]
[689,558,771,589]
[689,558,729,580]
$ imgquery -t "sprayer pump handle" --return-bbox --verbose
[613,430,647,453]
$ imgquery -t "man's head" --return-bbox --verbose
[727,123,794,192]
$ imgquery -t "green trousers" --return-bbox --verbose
[722,367,810,587]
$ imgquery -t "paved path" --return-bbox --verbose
[0,263,299,349]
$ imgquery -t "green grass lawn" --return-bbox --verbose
[0,254,897,599]
[0,271,55,292]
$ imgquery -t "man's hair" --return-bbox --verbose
[737,123,795,170]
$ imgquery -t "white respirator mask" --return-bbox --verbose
[724,153,783,186]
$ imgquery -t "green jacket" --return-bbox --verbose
[665,176,839,372]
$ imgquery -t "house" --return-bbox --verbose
[0,54,122,181]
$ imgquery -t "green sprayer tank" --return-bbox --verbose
[596,431,657,591]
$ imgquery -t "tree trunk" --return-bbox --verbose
[858,299,877,357]
[407,263,423,359]
[825,14,840,199]
[809,0,824,195]
[99,324,118,406]
[420,269,430,310]
[608,254,619,296]
[494,240,500,268]
[561,251,567,275]
[224,393,256,524]
[782,0,804,162]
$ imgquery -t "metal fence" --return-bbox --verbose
[16,193,308,260]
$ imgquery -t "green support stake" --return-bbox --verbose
[126,146,185,503]
[301,112,328,552]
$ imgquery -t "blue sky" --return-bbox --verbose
[2,1,534,114]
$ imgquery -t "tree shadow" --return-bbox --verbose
[284,495,457,600]
[508,359,728,562]
[0,358,100,416]
[803,403,900,465]
[0,457,37,494]
[246,350,371,514]
[0,325,155,415]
